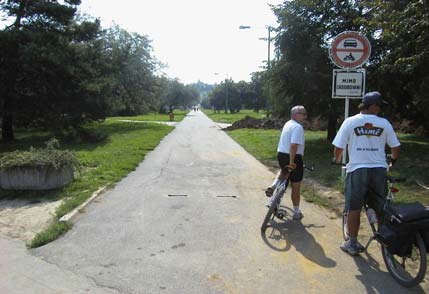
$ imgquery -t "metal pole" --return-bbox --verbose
[267,27,271,69]
[266,26,271,112]
[342,97,350,178]
[225,78,229,113]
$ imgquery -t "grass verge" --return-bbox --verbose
[0,118,174,247]
[30,221,72,248]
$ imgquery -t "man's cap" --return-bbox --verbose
[362,91,388,106]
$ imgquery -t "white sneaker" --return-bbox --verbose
[292,212,304,221]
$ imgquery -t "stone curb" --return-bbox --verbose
[59,186,106,222]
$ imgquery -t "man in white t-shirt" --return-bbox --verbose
[266,105,307,221]
[332,91,401,256]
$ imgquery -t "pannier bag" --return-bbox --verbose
[378,202,429,256]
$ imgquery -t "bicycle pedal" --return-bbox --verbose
[276,210,288,219]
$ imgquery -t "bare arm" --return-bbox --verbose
[333,147,344,163]
[390,146,400,160]
[289,143,299,165]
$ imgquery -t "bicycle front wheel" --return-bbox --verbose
[381,231,427,287]
[261,188,283,231]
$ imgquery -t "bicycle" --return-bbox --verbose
[340,171,428,287]
[261,164,314,231]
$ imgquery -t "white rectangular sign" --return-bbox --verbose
[332,69,365,98]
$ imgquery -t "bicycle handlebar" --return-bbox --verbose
[331,158,346,166]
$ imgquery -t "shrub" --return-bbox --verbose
[0,138,80,171]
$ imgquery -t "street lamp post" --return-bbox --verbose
[239,25,273,69]
[239,25,274,112]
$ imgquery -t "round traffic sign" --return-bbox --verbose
[329,31,371,69]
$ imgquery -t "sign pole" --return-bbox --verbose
[329,31,371,178]
[342,97,350,178]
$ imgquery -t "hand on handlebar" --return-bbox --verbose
[287,163,296,171]
[389,155,398,168]
[331,157,342,165]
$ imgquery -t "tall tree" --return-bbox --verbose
[102,25,160,116]
[0,0,104,141]
[271,0,363,139]
[361,0,429,131]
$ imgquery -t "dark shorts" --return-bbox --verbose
[277,152,304,183]
[344,167,388,214]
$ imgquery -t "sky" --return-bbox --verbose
[79,0,283,85]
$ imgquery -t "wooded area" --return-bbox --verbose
[1,0,428,142]
[0,0,199,142]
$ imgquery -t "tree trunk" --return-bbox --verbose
[0,0,27,142]
[1,113,14,142]
[327,109,337,142]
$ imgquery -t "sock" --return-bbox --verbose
[349,236,358,245]
[293,206,300,214]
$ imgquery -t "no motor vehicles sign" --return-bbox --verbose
[329,31,371,69]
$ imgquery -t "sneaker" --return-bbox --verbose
[344,238,365,252]
[356,241,365,252]
[292,212,304,221]
[340,240,360,256]
[265,187,274,197]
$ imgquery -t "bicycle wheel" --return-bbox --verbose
[261,187,283,231]
[381,231,427,287]
[342,210,349,241]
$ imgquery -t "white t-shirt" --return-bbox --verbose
[277,119,305,155]
[332,113,400,173]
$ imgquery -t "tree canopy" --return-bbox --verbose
[0,0,162,141]
[266,0,429,135]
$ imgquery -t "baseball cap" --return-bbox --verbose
[362,91,388,106]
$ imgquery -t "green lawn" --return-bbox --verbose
[228,129,429,205]
[0,118,174,247]
[203,109,267,123]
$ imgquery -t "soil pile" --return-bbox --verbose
[224,115,329,131]
[225,116,286,130]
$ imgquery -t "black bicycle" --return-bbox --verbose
[261,164,314,231]
[342,175,428,287]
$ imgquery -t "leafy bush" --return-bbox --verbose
[0,138,80,171]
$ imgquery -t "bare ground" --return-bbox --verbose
[0,198,62,244]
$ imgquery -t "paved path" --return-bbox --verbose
[1,111,426,293]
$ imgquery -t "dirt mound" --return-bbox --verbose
[225,116,286,130]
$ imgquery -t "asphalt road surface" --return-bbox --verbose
[31,111,426,293]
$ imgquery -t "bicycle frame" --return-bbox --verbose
[261,163,314,231]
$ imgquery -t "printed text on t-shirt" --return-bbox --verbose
[354,123,384,137]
